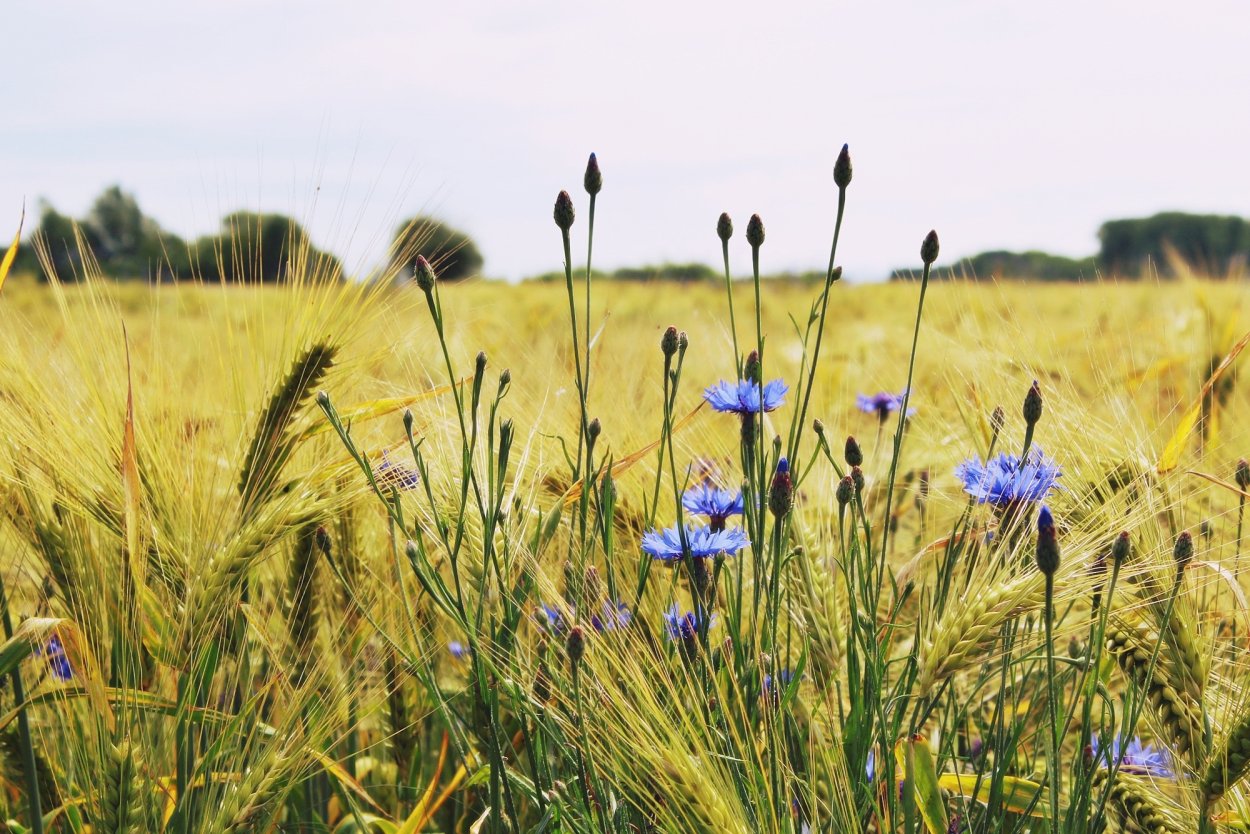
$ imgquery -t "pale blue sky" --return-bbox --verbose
[6,1,1250,280]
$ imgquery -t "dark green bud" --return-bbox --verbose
[475,351,487,377]
[836,476,854,507]
[677,331,689,353]
[920,230,940,265]
[812,418,824,437]
[990,405,1005,440]
[746,214,765,248]
[851,466,864,495]
[1173,531,1193,570]
[1023,381,1042,427]
[1111,531,1131,567]
[403,408,415,437]
[316,390,330,409]
[661,325,679,357]
[744,349,761,384]
[566,625,586,668]
[717,212,733,242]
[844,435,863,468]
[414,254,436,292]
[833,143,852,189]
[583,153,602,196]
[314,525,332,558]
[553,190,575,231]
[499,368,511,390]
[588,417,601,442]
[828,265,843,285]
[1237,458,1250,491]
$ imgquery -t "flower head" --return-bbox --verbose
[663,605,715,641]
[704,379,788,415]
[641,524,750,563]
[376,450,420,491]
[856,390,914,421]
[1091,735,1173,778]
[762,670,796,697]
[535,604,569,635]
[955,448,1061,508]
[590,600,632,633]
[448,640,468,660]
[36,634,72,681]
[682,484,744,528]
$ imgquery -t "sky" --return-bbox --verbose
[6,1,1250,282]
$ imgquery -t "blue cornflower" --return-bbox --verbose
[866,749,876,781]
[955,448,1061,508]
[448,640,468,659]
[663,605,715,641]
[590,600,632,633]
[376,450,420,490]
[856,390,914,421]
[703,379,788,415]
[1091,735,1173,778]
[641,524,750,563]
[535,604,569,635]
[35,634,72,681]
[762,670,795,696]
[682,484,744,529]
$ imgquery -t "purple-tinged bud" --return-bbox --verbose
[314,525,332,558]
[990,406,1005,441]
[583,153,602,196]
[414,254,436,292]
[836,476,854,508]
[845,436,863,468]
[717,212,733,242]
[553,190,575,231]
[1111,531,1131,567]
[1174,531,1193,571]
[746,214,765,249]
[770,457,793,518]
[587,417,601,442]
[744,350,761,384]
[1023,381,1042,428]
[1035,506,1059,576]
[851,466,865,496]
[833,144,853,189]
[566,625,586,669]
[1237,458,1250,491]
[920,230,940,266]
[828,265,843,285]
[661,325,679,358]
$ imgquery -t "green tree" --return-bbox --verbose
[389,215,483,282]
[1098,212,1250,274]
[191,212,341,283]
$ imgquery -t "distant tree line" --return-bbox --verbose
[11,186,485,285]
[892,212,1250,282]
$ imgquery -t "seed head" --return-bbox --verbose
[1111,531,1131,567]
[836,476,854,508]
[1237,458,1250,491]
[1023,381,1043,427]
[1173,531,1193,571]
[844,435,863,468]
[583,153,602,196]
[833,143,853,189]
[661,325,679,358]
[566,625,586,669]
[414,254,436,292]
[920,230,940,266]
[553,190,575,231]
[1035,506,1059,576]
[717,212,733,242]
[746,214,765,248]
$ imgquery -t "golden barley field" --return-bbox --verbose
[4,235,1250,834]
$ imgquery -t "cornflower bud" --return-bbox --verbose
[1035,506,1059,576]
[661,325,679,357]
[833,143,853,189]
[583,153,602,196]
[1023,381,1042,428]
[1111,531,1131,567]
[836,476,854,508]
[553,190,575,231]
[1174,531,1193,571]
[920,230,940,266]
[1237,458,1250,491]
[415,254,436,292]
[566,626,586,669]
[744,350,761,384]
[746,214,765,248]
[770,457,793,518]
[845,435,863,468]
[717,212,733,242]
